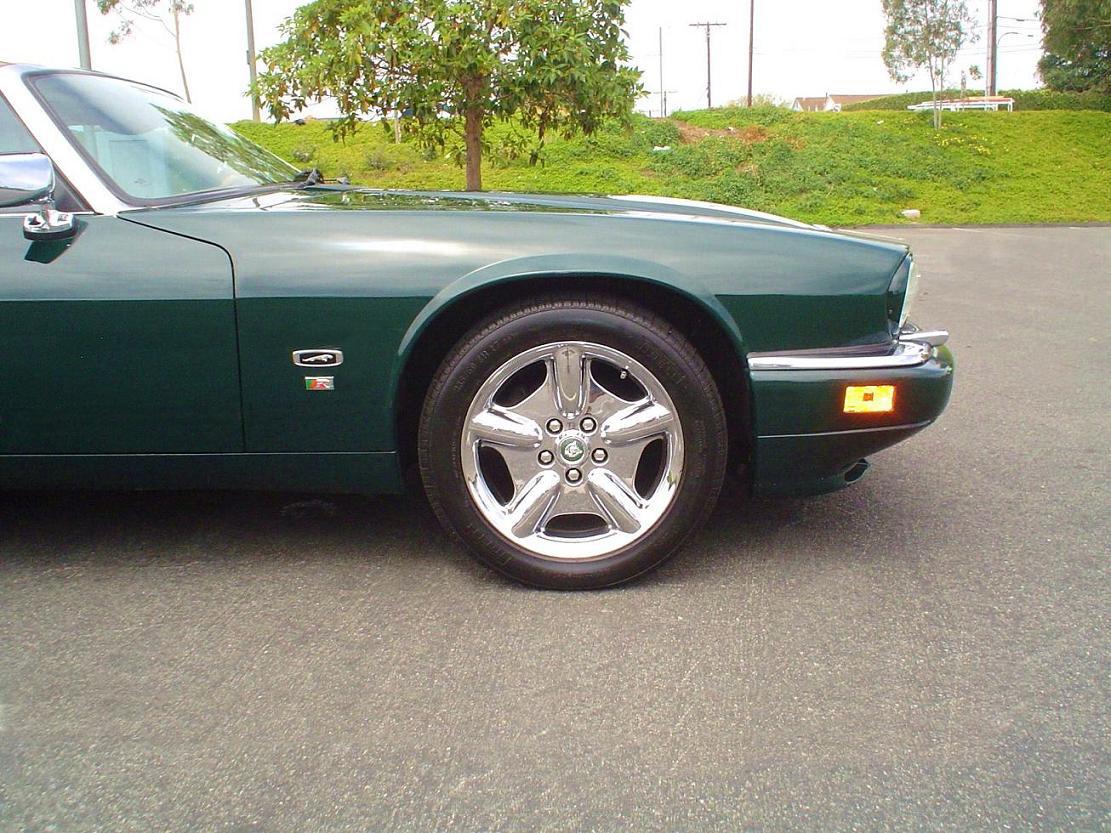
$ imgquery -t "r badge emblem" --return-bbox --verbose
[305,376,335,391]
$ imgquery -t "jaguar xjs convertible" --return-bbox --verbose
[0,64,954,589]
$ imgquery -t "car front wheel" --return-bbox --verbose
[418,296,728,589]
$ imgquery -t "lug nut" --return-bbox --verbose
[538,450,554,465]
[565,468,582,484]
[580,416,597,433]
[546,418,563,434]
[591,448,608,464]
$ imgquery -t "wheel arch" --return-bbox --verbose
[392,269,753,484]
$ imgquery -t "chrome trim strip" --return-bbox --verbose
[749,340,933,371]
[0,210,94,218]
[0,65,129,216]
[901,328,949,347]
[758,420,932,440]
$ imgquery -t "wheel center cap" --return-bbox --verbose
[557,434,587,465]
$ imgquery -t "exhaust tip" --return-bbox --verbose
[844,459,871,484]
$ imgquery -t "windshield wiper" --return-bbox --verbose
[286,168,354,188]
[292,167,324,186]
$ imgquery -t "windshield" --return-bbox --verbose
[30,72,300,204]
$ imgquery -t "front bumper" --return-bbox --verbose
[746,329,955,496]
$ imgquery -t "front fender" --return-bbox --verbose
[388,253,750,421]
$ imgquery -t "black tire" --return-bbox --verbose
[418,295,728,590]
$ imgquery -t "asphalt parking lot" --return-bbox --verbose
[1,226,1108,832]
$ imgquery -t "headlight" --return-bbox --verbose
[887,254,920,333]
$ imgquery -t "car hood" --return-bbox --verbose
[121,183,910,354]
[130,186,911,249]
[133,185,826,228]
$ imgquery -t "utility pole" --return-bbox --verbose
[74,0,92,70]
[658,27,665,119]
[244,0,260,121]
[647,89,678,118]
[746,0,755,107]
[689,21,726,109]
[986,0,998,96]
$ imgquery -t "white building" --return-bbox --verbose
[791,94,885,112]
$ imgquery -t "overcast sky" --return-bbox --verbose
[1,0,1044,121]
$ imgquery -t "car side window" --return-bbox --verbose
[0,94,85,214]
[0,94,40,154]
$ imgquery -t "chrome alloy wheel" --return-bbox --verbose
[460,341,685,561]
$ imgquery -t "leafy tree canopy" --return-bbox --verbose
[255,0,642,189]
[1038,0,1111,92]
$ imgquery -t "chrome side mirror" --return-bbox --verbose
[0,153,76,241]
[0,153,54,206]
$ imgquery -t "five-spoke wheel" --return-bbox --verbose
[461,341,684,561]
[419,296,727,589]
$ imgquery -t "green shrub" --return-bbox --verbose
[634,117,682,150]
[843,88,1111,111]
[672,105,795,128]
[1002,88,1111,111]
[841,90,962,111]
[649,137,753,178]
[364,147,391,170]
[290,145,316,164]
[576,123,642,158]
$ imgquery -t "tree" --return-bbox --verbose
[255,0,641,190]
[1038,0,1111,92]
[1038,50,1111,90]
[881,0,977,128]
[96,0,194,103]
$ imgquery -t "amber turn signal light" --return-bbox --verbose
[844,385,895,414]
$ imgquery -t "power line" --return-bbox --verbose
[689,21,727,108]
[645,89,679,118]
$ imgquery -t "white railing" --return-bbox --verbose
[907,97,1015,112]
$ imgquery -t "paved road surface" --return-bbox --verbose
[1,226,1108,832]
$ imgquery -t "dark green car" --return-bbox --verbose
[0,65,953,589]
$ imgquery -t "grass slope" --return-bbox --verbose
[235,108,1111,227]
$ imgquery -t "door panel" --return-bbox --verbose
[0,215,242,454]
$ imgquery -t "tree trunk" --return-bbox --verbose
[464,106,482,190]
[919,1,938,129]
[173,7,191,103]
[928,62,941,129]
[530,118,547,167]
